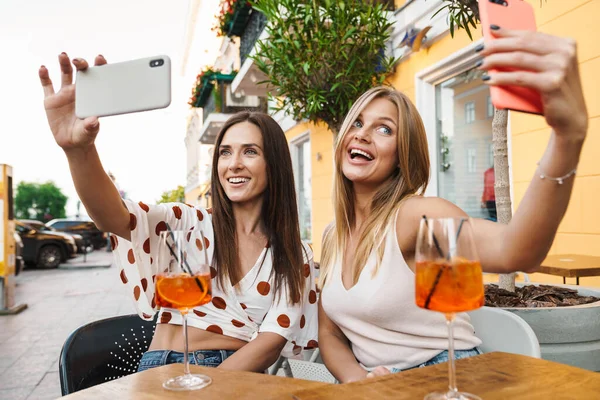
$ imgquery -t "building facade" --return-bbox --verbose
[204,0,600,286]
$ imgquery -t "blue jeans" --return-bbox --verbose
[137,349,236,372]
[389,348,482,373]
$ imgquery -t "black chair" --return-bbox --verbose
[59,314,157,395]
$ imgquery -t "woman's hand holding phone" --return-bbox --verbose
[478,28,588,143]
[38,53,107,153]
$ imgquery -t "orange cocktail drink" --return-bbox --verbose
[415,258,484,313]
[155,273,212,312]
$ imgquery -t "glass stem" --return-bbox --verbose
[446,313,458,396]
[182,311,191,376]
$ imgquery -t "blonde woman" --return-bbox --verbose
[318,27,588,382]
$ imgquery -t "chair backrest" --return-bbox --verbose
[59,314,156,395]
[468,306,541,358]
[286,358,338,383]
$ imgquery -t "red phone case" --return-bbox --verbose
[479,0,543,115]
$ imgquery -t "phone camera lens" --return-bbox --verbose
[150,59,164,68]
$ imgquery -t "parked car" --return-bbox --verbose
[15,221,78,269]
[19,219,90,253]
[14,231,24,276]
[46,219,107,250]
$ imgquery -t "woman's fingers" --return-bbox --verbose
[39,65,55,97]
[94,54,107,66]
[72,57,89,71]
[480,27,574,58]
[58,52,73,88]
[483,70,562,93]
[478,51,548,73]
[366,366,391,378]
[83,117,100,133]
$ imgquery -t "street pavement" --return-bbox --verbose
[0,250,135,400]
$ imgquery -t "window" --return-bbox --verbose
[436,69,494,220]
[50,221,67,229]
[487,96,494,118]
[465,101,475,124]
[291,134,312,242]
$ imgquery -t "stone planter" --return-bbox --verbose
[503,283,600,371]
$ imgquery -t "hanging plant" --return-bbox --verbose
[189,66,238,108]
[212,0,253,37]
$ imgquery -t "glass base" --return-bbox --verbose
[424,391,481,400]
[162,373,212,391]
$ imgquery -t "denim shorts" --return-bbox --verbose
[137,349,236,372]
[389,348,482,373]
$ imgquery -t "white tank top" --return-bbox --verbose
[321,219,482,371]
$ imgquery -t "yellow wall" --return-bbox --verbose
[286,122,334,261]
[510,0,600,286]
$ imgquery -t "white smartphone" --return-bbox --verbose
[75,55,171,119]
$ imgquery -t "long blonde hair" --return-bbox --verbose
[320,86,430,287]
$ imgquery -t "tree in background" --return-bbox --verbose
[15,181,68,222]
[157,185,186,204]
[252,0,396,134]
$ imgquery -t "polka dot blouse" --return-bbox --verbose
[111,199,319,357]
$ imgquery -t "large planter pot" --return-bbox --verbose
[503,283,600,372]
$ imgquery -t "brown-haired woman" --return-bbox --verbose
[39,54,318,373]
[318,28,588,382]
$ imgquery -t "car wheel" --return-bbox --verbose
[38,245,62,269]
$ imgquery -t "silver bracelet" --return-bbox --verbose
[536,161,577,185]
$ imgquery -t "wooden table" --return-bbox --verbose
[538,254,600,285]
[60,364,330,400]
[290,352,600,400]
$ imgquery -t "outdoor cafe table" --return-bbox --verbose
[292,352,600,400]
[538,254,600,285]
[59,352,600,399]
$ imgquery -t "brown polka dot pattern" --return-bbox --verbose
[206,325,223,335]
[257,281,271,296]
[143,238,150,254]
[210,267,217,279]
[231,319,245,328]
[306,340,319,349]
[277,314,290,328]
[206,208,213,214]
[152,274,156,283]
[196,238,203,251]
[300,315,306,329]
[187,231,192,242]
[141,278,148,292]
[127,249,135,264]
[197,209,204,221]
[150,257,154,265]
[138,202,150,212]
[142,313,152,319]
[203,237,210,249]
[155,221,167,235]
[151,296,156,309]
[110,235,118,250]
[129,213,137,231]
[172,205,182,219]
[309,290,317,304]
[193,310,206,317]
[120,270,128,284]
[133,285,141,300]
[240,303,247,310]
[160,312,172,323]
[212,297,227,310]
[303,264,310,278]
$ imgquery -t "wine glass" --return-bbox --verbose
[155,226,213,391]
[415,217,484,400]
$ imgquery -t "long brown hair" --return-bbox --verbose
[320,86,430,287]
[210,112,304,304]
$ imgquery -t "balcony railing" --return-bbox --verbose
[239,11,267,65]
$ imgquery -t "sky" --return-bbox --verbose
[0,0,221,218]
